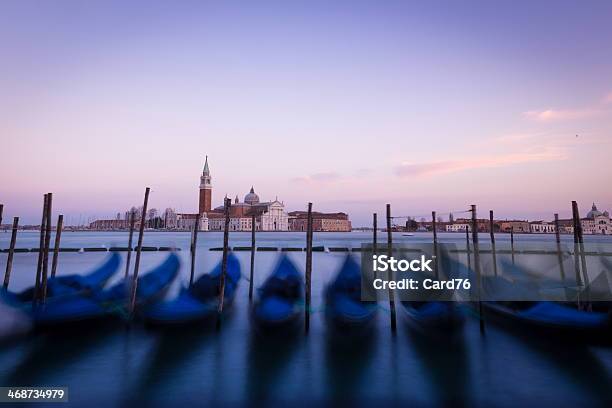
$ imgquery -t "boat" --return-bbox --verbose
[444,252,612,342]
[33,253,180,326]
[143,253,241,325]
[402,233,414,237]
[0,300,32,343]
[252,254,304,331]
[401,302,465,335]
[325,255,377,332]
[401,252,465,335]
[1,252,121,305]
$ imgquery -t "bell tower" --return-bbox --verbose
[199,156,212,214]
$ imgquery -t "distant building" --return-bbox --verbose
[207,189,289,231]
[163,208,178,229]
[499,220,530,233]
[176,213,199,231]
[529,221,556,234]
[582,203,611,234]
[445,223,470,232]
[288,211,352,232]
[172,158,290,231]
[557,203,611,235]
[447,217,489,232]
[89,219,128,230]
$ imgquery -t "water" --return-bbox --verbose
[0,231,611,406]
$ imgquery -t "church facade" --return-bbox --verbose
[196,158,289,231]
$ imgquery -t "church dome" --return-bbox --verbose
[244,187,260,205]
[586,203,602,219]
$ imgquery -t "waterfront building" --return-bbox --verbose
[557,203,611,235]
[499,220,530,233]
[582,203,611,234]
[445,223,470,232]
[195,158,289,231]
[529,221,556,234]
[163,208,178,229]
[448,217,489,232]
[89,219,129,230]
[175,213,199,230]
[205,190,289,231]
[288,212,352,232]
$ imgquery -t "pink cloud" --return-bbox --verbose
[524,91,612,121]
[291,172,341,184]
[523,108,601,121]
[395,149,565,178]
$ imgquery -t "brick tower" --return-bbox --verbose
[199,156,212,214]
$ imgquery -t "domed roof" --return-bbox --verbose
[244,186,260,205]
[586,202,602,219]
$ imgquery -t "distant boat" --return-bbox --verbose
[402,233,414,237]
[325,255,377,332]
[252,255,304,331]
[143,253,241,326]
[33,253,179,326]
[1,252,120,306]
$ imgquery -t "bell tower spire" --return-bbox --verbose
[199,156,212,214]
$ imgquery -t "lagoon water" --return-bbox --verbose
[0,231,611,406]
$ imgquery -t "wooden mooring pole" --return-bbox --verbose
[471,204,485,334]
[572,201,590,309]
[3,217,19,289]
[386,204,397,333]
[489,210,498,277]
[34,194,48,302]
[0,204,3,231]
[217,198,231,329]
[51,214,63,278]
[465,227,471,271]
[249,212,256,301]
[554,213,566,281]
[510,227,515,265]
[41,193,53,303]
[373,213,378,255]
[571,201,583,309]
[373,213,378,278]
[305,203,313,333]
[190,213,201,286]
[432,211,439,280]
[124,211,136,278]
[130,187,150,315]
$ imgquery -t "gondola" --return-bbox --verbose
[444,252,612,342]
[33,253,180,326]
[401,302,465,335]
[252,254,304,331]
[143,253,241,325]
[400,252,465,335]
[325,255,377,332]
[1,252,121,305]
[0,300,32,343]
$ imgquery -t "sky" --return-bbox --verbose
[1,0,611,226]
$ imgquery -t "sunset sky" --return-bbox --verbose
[1,1,611,225]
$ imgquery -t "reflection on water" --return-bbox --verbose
[324,327,377,403]
[0,232,611,406]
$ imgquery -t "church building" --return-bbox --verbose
[195,157,289,231]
